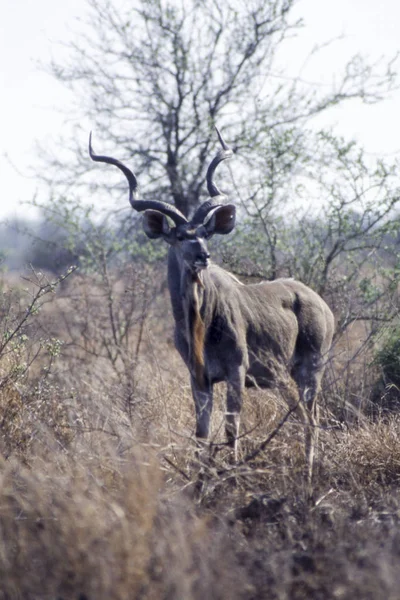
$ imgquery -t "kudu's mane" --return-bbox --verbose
[190,280,206,390]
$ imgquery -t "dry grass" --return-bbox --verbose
[0,269,400,599]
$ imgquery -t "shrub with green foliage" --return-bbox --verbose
[372,326,400,412]
[376,327,400,388]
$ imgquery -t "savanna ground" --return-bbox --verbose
[0,263,400,600]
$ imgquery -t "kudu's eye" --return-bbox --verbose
[176,232,185,241]
[196,225,209,239]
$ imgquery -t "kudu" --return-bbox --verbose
[89,129,334,484]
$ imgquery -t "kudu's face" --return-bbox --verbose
[174,225,211,273]
[141,205,236,274]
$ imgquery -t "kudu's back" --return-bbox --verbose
[242,277,334,389]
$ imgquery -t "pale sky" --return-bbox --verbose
[1,0,399,220]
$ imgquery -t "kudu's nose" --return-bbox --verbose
[194,250,210,271]
[198,251,210,262]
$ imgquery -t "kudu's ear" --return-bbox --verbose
[204,204,236,237]
[142,210,172,241]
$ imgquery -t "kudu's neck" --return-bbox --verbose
[167,247,206,315]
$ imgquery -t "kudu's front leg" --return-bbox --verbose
[226,367,245,462]
[190,376,213,442]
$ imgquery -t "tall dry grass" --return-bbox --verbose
[0,267,399,599]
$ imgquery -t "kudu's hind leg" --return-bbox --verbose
[292,352,325,491]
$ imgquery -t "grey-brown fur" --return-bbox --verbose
[89,130,335,485]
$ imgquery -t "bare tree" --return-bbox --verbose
[39,0,397,217]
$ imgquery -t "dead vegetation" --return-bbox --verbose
[0,266,399,599]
